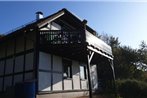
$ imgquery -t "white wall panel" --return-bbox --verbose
[25,72,34,81]
[38,72,51,91]
[5,58,13,75]
[15,55,24,73]
[51,22,61,30]
[39,52,51,70]
[0,78,3,92]
[7,40,14,56]
[91,65,98,90]
[40,23,51,31]
[81,80,88,90]
[16,36,24,53]
[0,44,5,59]
[25,52,34,71]
[26,32,35,50]
[53,55,62,72]
[14,74,23,85]
[72,61,80,90]
[4,76,12,91]
[64,79,72,90]
[53,73,62,91]
[0,61,4,76]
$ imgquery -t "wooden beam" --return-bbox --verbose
[12,36,16,86]
[34,28,40,94]
[89,51,94,63]
[109,60,117,97]
[86,52,92,98]
[38,11,65,28]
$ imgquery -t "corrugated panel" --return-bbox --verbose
[86,31,113,59]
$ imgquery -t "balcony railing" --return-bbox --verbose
[40,30,84,45]
[39,30,112,58]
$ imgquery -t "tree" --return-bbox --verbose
[100,33,143,79]
[100,33,120,48]
[137,41,147,71]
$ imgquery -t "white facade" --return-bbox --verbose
[38,51,88,92]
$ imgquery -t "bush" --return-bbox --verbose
[116,79,147,98]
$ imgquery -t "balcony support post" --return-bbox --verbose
[83,19,93,98]
[86,50,93,98]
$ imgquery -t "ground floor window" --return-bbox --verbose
[63,59,72,79]
[80,64,87,80]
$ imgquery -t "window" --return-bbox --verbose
[63,59,72,79]
[80,65,87,80]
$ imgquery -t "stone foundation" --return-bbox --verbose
[37,91,89,98]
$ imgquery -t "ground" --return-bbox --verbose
[77,95,115,98]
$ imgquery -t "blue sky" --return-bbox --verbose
[0,1,147,49]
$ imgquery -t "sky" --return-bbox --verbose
[0,1,147,49]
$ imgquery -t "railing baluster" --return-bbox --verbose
[39,30,82,45]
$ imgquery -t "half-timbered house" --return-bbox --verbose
[0,8,115,98]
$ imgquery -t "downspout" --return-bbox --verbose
[83,19,93,98]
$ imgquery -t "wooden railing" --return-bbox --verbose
[40,30,84,45]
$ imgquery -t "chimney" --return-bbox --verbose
[36,11,43,20]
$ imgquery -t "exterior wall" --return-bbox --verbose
[0,31,35,92]
[72,61,81,90]
[38,51,88,93]
[38,21,89,93]
[51,22,61,30]
[38,52,51,91]
[52,55,62,91]
[40,22,61,31]
[91,64,98,90]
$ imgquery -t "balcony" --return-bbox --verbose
[39,30,86,61]
[39,30,112,60]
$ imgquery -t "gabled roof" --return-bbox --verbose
[0,8,113,59]
[0,8,96,42]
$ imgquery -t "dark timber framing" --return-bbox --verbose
[23,31,27,81]
[0,49,33,62]
[61,57,64,91]
[2,42,7,91]
[50,54,53,91]
[71,60,74,90]
[34,27,40,94]
[79,64,82,90]
[12,36,16,85]
[86,51,93,98]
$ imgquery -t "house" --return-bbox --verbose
[0,8,115,98]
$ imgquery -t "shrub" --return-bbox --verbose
[116,79,147,98]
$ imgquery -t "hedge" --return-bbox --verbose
[116,79,147,98]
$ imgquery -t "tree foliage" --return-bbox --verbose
[116,79,147,98]
[100,34,147,80]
